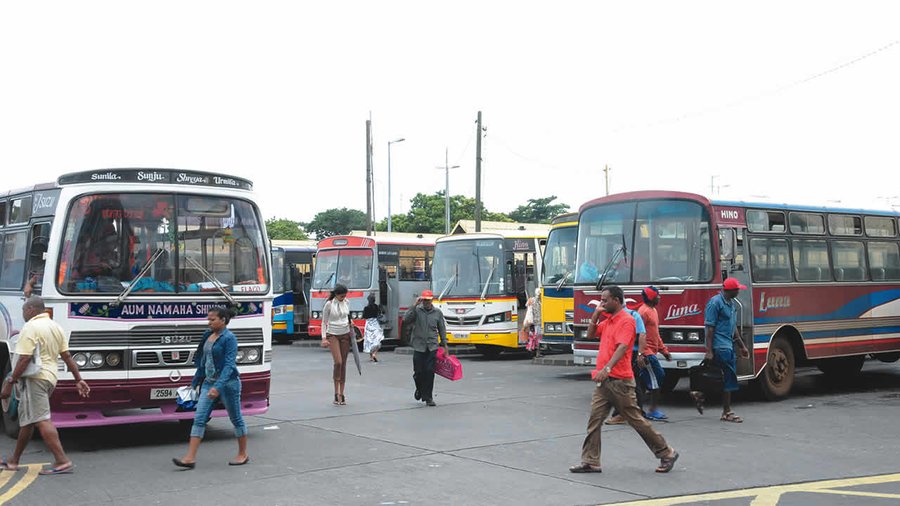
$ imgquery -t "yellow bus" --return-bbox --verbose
[539,213,578,351]
[432,227,549,358]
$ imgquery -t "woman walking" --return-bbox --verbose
[321,284,351,405]
[362,294,384,362]
[173,307,249,468]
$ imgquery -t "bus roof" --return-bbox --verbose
[272,239,318,251]
[318,234,437,250]
[55,168,254,191]
[436,228,549,242]
[450,220,550,234]
[578,191,711,214]
[550,212,578,227]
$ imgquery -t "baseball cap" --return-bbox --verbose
[642,286,660,301]
[420,290,434,299]
[723,278,747,290]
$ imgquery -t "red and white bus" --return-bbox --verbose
[572,190,900,399]
[308,233,438,345]
[0,168,272,435]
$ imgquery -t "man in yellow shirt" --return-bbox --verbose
[0,297,90,475]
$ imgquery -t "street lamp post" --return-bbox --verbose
[436,147,460,234]
[387,138,405,232]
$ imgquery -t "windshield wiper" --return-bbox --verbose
[184,255,237,307]
[320,271,335,289]
[110,248,166,307]
[595,236,628,290]
[480,265,496,300]
[555,270,572,291]
[438,264,459,301]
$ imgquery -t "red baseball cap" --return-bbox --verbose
[420,290,434,299]
[642,286,660,301]
[723,278,747,290]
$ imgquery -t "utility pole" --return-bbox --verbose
[475,110,483,232]
[603,164,611,196]
[436,147,460,234]
[366,119,373,236]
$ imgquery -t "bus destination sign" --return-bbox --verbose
[57,169,253,191]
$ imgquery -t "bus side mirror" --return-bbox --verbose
[719,229,735,261]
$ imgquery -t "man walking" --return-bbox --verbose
[0,297,90,475]
[598,298,646,425]
[691,278,750,423]
[403,290,449,407]
[570,285,678,474]
[636,286,672,421]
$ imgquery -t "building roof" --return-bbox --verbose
[450,220,551,235]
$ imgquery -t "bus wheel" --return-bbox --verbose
[759,336,795,401]
[816,355,865,377]
[1,361,20,439]
[474,345,502,359]
[874,352,900,364]
[274,335,292,345]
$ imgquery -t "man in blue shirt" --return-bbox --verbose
[693,278,750,423]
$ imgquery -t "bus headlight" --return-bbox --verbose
[246,348,260,363]
[73,353,88,368]
[89,353,104,368]
[272,306,284,316]
[687,331,701,341]
[350,311,363,320]
[236,349,247,363]
[485,312,508,324]
[106,352,122,367]
[671,331,684,341]
[311,311,321,320]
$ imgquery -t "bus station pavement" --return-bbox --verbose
[3,343,900,506]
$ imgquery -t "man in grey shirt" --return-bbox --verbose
[403,290,448,407]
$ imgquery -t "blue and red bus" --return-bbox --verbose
[271,240,316,342]
[572,190,900,399]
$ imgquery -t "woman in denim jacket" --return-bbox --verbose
[173,306,249,468]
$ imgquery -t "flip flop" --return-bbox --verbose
[228,457,250,466]
[172,458,195,469]
[0,456,19,471]
[39,463,74,475]
[690,391,705,414]
[569,463,602,473]
[655,451,679,473]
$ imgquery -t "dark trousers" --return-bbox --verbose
[413,350,437,401]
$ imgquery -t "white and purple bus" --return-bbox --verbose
[0,168,272,435]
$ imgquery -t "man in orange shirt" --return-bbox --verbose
[570,285,679,474]
[636,286,672,420]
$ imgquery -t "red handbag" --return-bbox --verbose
[435,348,463,381]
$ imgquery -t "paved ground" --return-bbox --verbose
[2,344,899,506]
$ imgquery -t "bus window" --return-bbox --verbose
[8,196,33,225]
[791,239,831,281]
[868,242,900,280]
[831,241,867,281]
[747,210,786,233]
[789,212,826,235]
[27,222,51,292]
[749,237,792,282]
[865,217,897,238]
[828,215,863,236]
[399,247,430,281]
[0,230,27,289]
[0,201,6,226]
[633,200,712,283]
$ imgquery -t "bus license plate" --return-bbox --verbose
[150,388,178,400]
[454,332,469,339]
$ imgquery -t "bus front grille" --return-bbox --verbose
[70,327,265,347]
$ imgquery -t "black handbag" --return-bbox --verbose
[689,359,724,393]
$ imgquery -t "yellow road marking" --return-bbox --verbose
[814,489,900,500]
[0,470,14,491]
[603,472,900,505]
[0,463,49,506]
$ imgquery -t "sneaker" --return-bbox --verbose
[605,415,625,425]
[646,410,668,421]
[425,399,436,407]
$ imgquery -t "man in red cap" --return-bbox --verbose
[403,290,449,406]
[692,278,750,422]
[636,286,672,420]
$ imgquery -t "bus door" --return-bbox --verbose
[511,250,538,334]
[377,254,401,342]
[720,227,754,376]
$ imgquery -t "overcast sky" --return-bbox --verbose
[1,1,898,224]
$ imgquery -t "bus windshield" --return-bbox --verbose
[542,226,577,286]
[311,249,373,290]
[576,199,712,285]
[58,193,269,293]
[272,248,286,294]
[433,239,505,297]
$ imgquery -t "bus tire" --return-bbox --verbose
[758,336,795,401]
[1,361,19,439]
[475,344,502,359]
[874,352,900,364]
[274,335,292,345]
[816,355,865,377]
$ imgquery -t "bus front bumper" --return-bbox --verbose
[49,371,271,428]
[447,330,518,348]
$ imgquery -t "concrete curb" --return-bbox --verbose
[531,355,575,366]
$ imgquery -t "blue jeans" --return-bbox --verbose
[714,348,740,393]
[190,377,247,439]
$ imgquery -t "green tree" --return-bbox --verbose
[304,208,368,239]
[509,196,570,224]
[376,191,512,234]
[265,218,308,240]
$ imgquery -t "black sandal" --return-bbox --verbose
[339,394,346,405]
[656,451,679,473]
[333,394,340,405]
